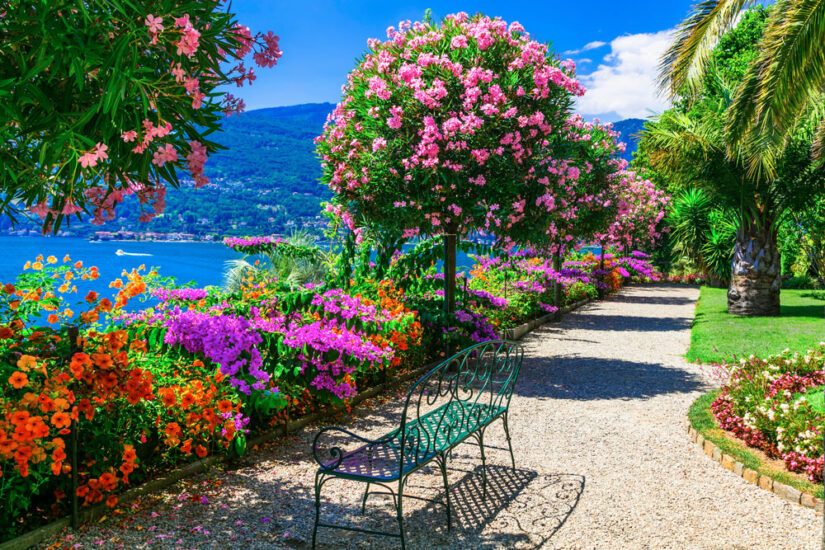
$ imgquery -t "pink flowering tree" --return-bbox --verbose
[0,0,282,231]
[316,12,623,312]
[599,170,671,252]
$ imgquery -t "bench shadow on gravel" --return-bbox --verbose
[515,356,706,400]
[311,464,584,549]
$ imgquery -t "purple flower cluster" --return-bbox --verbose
[283,317,392,400]
[161,309,269,395]
[153,288,210,302]
[466,288,509,309]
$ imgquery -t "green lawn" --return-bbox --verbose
[687,287,825,363]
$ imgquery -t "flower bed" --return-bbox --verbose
[709,346,825,483]
[0,246,659,541]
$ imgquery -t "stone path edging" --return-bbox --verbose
[685,418,823,514]
[501,297,591,340]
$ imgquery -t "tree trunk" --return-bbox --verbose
[553,252,562,308]
[444,226,457,314]
[727,219,780,316]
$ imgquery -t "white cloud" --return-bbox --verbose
[575,29,674,121]
[563,40,607,55]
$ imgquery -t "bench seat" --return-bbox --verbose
[322,401,507,481]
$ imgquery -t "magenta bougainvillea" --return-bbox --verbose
[315,12,625,253]
[1,1,282,230]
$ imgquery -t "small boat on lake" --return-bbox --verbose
[115,249,152,257]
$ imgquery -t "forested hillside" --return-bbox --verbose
[4,104,645,238]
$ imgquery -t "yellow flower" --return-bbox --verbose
[64,272,74,281]
[63,254,71,262]
[46,256,57,264]
[62,308,74,318]
[58,283,69,293]
[31,261,43,271]
[23,261,32,270]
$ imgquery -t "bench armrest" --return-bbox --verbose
[312,426,397,470]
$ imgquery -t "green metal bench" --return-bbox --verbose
[311,340,524,549]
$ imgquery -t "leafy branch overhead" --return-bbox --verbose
[0,1,282,232]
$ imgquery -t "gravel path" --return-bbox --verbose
[45,284,821,549]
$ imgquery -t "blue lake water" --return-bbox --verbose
[0,237,243,293]
[0,237,481,292]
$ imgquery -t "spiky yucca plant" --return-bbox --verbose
[223,231,331,292]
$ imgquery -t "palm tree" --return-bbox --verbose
[659,0,825,178]
[224,230,331,292]
[644,65,823,315]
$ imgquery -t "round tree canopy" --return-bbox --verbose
[316,12,625,253]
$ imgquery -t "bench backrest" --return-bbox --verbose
[398,340,524,467]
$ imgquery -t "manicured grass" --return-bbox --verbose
[688,391,823,499]
[687,287,825,363]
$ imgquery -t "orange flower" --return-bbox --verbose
[159,388,177,407]
[194,444,208,458]
[10,410,30,425]
[3,283,14,294]
[52,447,67,462]
[217,400,233,414]
[97,298,113,312]
[46,255,57,264]
[47,314,59,324]
[92,353,113,369]
[122,445,137,463]
[0,327,13,339]
[16,355,37,371]
[109,279,123,289]
[63,254,71,262]
[180,392,196,409]
[74,260,83,269]
[85,291,98,303]
[164,422,181,439]
[50,412,71,429]
[31,261,43,271]
[9,372,28,389]
[181,438,193,455]
[99,472,117,491]
[119,462,134,475]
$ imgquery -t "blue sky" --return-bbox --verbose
[232,1,698,122]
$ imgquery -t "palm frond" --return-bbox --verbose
[813,114,825,163]
[730,0,825,179]
[659,0,755,98]
[223,258,256,293]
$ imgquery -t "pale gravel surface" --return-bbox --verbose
[43,284,822,549]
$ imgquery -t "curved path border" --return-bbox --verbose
[685,417,823,512]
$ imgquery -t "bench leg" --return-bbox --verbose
[502,412,515,470]
[437,453,452,531]
[361,482,371,514]
[477,429,488,498]
[312,471,323,549]
[396,478,407,550]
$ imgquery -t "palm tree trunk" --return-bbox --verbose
[727,218,780,316]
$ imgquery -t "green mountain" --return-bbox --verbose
[5,104,645,239]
